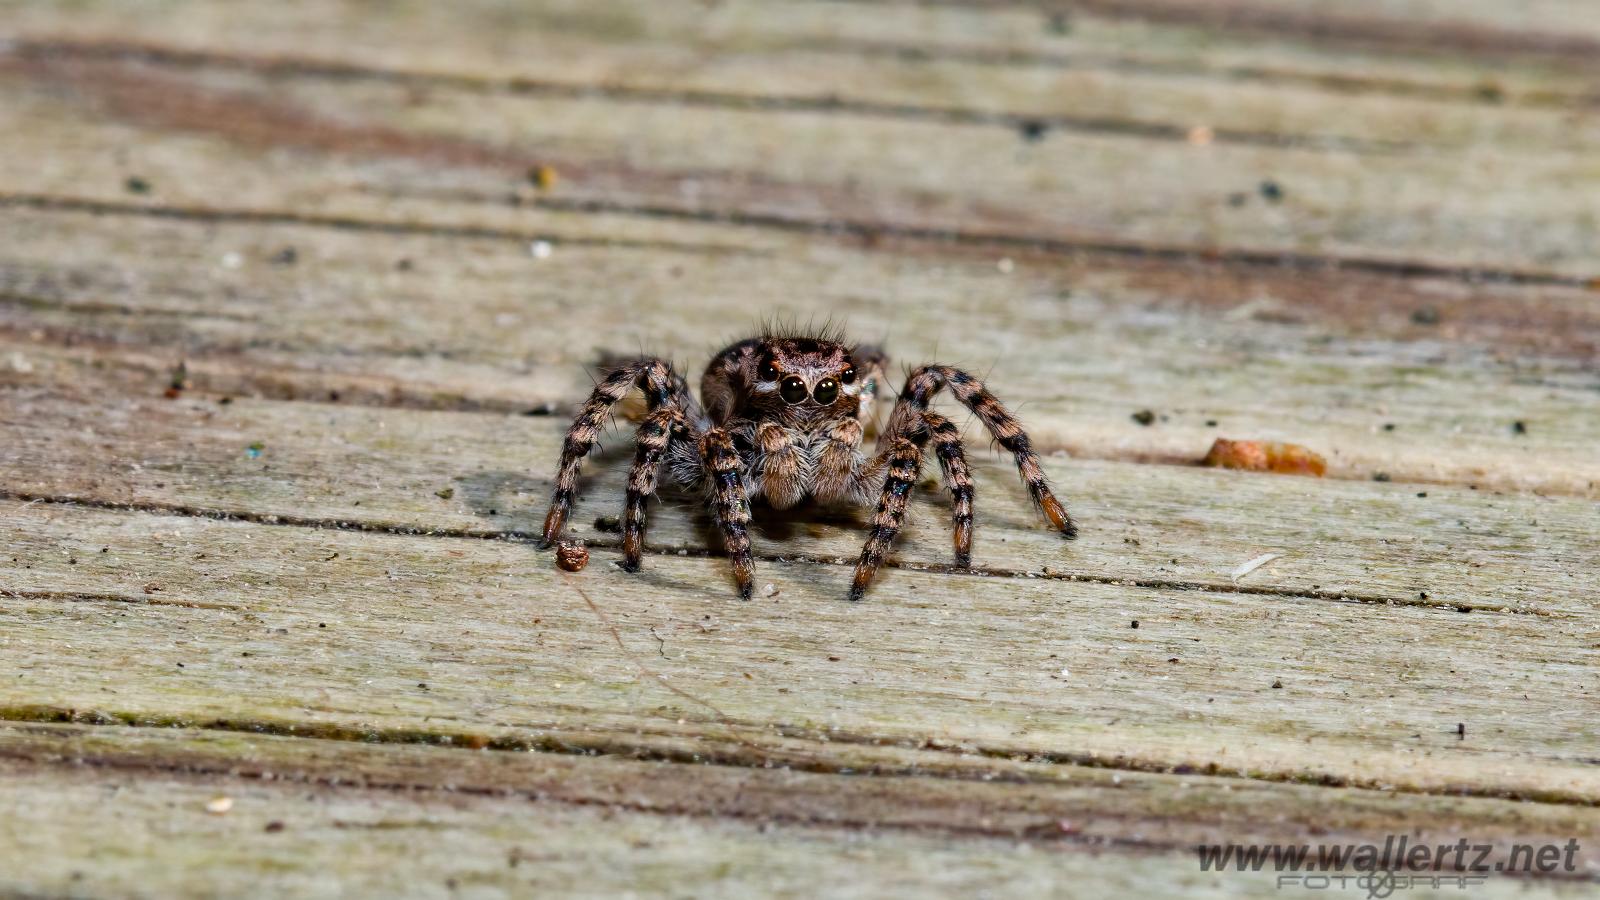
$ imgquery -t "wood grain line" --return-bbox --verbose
[7,38,1424,155]
[835,0,1600,64]
[795,38,1599,110]
[0,194,763,259]
[5,191,1590,291]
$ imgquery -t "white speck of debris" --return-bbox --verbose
[8,352,32,373]
[529,240,554,259]
[220,252,243,269]
[1057,668,1070,679]
[205,796,234,814]
[996,257,1015,274]
[761,583,779,598]
[1231,553,1282,582]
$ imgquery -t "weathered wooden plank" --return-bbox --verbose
[1,371,1594,615]
[2,209,1596,497]
[0,723,1594,898]
[9,32,1598,156]
[2,38,1598,274]
[3,501,1596,801]
[1,1,1595,895]
[0,751,1207,900]
[7,0,1597,101]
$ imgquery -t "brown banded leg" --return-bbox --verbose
[754,422,805,510]
[922,411,974,567]
[620,407,689,572]
[849,431,929,601]
[890,365,1075,539]
[541,358,685,547]
[701,428,755,600]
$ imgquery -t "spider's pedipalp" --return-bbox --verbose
[753,421,807,509]
[811,416,867,504]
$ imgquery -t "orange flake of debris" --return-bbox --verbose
[1202,439,1327,476]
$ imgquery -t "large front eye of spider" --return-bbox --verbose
[779,375,809,404]
[812,378,839,404]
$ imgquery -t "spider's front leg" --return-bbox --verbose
[848,430,929,601]
[700,428,756,600]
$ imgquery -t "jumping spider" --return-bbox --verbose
[541,331,1076,600]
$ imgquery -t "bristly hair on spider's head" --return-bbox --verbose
[752,313,849,347]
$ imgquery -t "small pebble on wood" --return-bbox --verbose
[555,541,589,572]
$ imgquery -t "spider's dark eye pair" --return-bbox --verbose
[776,376,840,404]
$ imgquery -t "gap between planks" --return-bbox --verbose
[4,723,1599,853]
[0,491,1534,616]
[1,697,1595,810]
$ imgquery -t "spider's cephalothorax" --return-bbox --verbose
[540,332,1075,600]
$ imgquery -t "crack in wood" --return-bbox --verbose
[0,587,243,612]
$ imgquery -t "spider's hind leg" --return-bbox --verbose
[848,430,929,601]
[923,411,974,567]
[700,428,756,600]
[541,358,694,547]
[620,407,693,571]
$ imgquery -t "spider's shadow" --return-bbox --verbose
[456,434,880,555]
